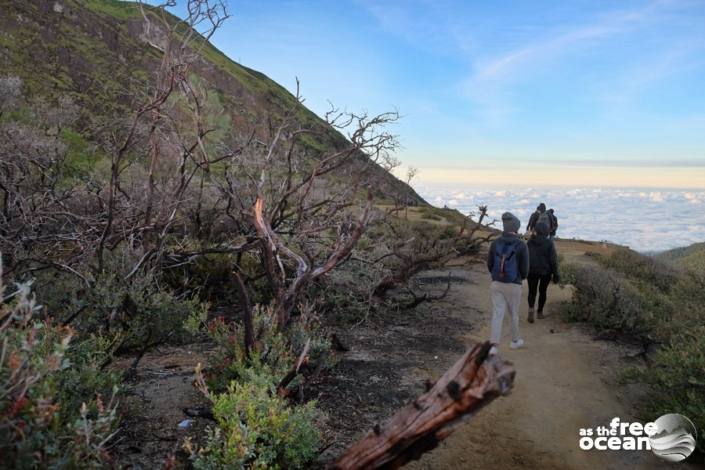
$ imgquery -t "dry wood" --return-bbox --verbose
[333,341,515,469]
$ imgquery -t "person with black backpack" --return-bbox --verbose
[527,221,560,323]
[526,202,552,234]
[487,212,529,354]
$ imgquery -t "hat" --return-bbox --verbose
[502,212,521,233]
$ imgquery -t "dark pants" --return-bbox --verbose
[527,273,551,312]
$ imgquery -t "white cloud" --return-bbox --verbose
[416,183,705,252]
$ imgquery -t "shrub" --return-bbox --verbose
[560,263,664,343]
[0,276,118,468]
[185,366,320,469]
[623,328,705,453]
[203,304,329,393]
[32,248,209,353]
[597,248,680,292]
[563,253,705,454]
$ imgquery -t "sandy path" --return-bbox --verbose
[407,259,685,470]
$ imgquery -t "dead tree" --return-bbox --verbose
[333,342,515,469]
[369,205,495,302]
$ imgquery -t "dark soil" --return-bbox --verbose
[311,272,476,466]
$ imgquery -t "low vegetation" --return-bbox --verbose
[561,248,705,452]
[0,267,119,468]
[0,1,493,467]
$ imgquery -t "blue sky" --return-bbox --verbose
[168,0,705,186]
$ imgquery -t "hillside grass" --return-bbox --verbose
[656,242,705,276]
[82,0,143,20]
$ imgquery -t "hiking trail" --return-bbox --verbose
[408,241,691,469]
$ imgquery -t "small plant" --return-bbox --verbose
[185,365,321,469]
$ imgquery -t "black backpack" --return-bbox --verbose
[537,211,552,231]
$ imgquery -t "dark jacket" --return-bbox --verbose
[549,213,558,236]
[487,232,529,284]
[528,233,558,277]
[526,211,540,232]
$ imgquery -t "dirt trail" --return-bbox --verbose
[408,242,685,470]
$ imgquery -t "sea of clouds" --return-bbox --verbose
[414,184,705,253]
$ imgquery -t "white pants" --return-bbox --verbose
[490,281,522,344]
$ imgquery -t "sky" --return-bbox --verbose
[168,0,705,188]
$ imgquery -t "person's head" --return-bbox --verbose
[538,202,546,212]
[535,222,550,237]
[502,212,521,234]
[548,208,554,214]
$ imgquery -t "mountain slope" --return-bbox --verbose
[0,0,422,203]
[656,242,705,275]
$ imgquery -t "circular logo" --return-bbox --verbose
[648,414,697,462]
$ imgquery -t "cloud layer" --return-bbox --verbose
[416,184,705,252]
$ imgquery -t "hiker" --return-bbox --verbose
[527,222,560,323]
[487,212,529,354]
[548,208,558,239]
[527,202,548,233]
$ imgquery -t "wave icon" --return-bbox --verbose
[650,431,696,462]
[649,414,697,462]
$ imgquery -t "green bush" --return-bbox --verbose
[186,366,320,469]
[623,328,705,452]
[33,249,209,353]
[0,279,118,469]
[560,263,664,342]
[203,305,329,393]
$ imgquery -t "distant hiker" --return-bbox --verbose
[487,212,529,354]
[526,222,560,323]
[547,208,558,239]
[526,202,552,234]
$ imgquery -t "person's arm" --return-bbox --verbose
[549,241,560,282]
[519,241,530,279]
[527,212,536,231]
[487,241,496,273]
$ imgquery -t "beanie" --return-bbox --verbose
[502,212,521,234]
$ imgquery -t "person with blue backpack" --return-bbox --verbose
[487,212,529,354]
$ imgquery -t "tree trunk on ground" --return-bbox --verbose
[332,341,515,469]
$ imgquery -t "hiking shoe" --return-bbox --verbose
[489,345,498,356]
[510,338,524,350]
[528,308,535,323]
[537,310,544,319]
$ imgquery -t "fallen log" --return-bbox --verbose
[332,341,515,469]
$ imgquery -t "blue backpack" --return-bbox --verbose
[492,239,519,283]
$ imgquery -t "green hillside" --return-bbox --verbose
[656,242,705,275]
[0,0,422,203]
